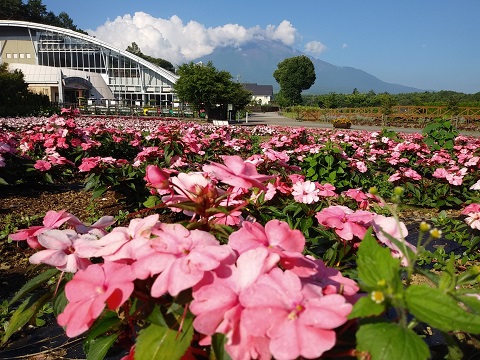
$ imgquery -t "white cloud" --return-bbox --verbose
[342,43,348,49]
[88,13,300,65]
[304,41,327,56]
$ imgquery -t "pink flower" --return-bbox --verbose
[34,159,52,171]
[465,212,480,230]
[316,183,337,197]
[470,180,480,190]
[229,220,304,255]
[372,215,416,266]
[10,210,72,249]
[133,223,232,297]
[74,214,160,261]
[446,167,468,186]
[28,229,92,273]
[203,155,274,190]
[404,168,422,180]
[191,247,278,336]
[301,258,360,303]
[162,172,218,205]
[344,188,367,202]
[432,168,449,179]
[388,171,402,182]
[144,165,171,190]
[57,262,135,337]
[315,206,374,241]
[461,203,480,215]
[355,161,368,173]
[239,268,352,360]
[291,180,319,204]
[228,220,313,276]
[78,157,101,172]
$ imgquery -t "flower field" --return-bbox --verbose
[1,109,479,360]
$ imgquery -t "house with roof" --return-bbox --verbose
[243,83,273,105]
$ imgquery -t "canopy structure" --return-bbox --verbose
[0,20,179,107]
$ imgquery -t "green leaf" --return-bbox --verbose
[92,186,107,199]
[2,292,51,345]
[211,333,233,360]
[348,295,386,319]
[44,172,54,184]
[85,311,121,347]
[356,323,430,360]
[53,285,68,316]
[405,285,480,334]
[356,230,401,290]
[86,334,118,360]
[0,177,9,185]
[143,195,161,208]
[135,315,194,360]
[9,267,59,306]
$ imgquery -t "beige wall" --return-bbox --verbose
[1,39,35,65]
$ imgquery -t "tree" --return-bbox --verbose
[0,63,49,116]
[126,42,175,73]
[175,61,252,119]
[273,55,316,107]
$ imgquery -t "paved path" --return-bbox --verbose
[235,112,480,137]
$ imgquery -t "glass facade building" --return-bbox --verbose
[0,20,178,107]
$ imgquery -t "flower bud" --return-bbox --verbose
[369,186,378,195]
[394,186,404,196]
[419,221,431,232]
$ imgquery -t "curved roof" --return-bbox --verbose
[0,20,179,84]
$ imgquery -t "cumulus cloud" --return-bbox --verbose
[88,13,300,65]
[304,41,327,56]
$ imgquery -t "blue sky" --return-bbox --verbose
[42,0,480,93]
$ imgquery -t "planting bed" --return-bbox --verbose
[0,112,479,360]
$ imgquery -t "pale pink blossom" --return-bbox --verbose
[404,168,422,180]
[432,168,449,179]
[301,258,360,304]
[465,212,480,230]
[372,215,416,266]
[355,161,368,173]
[388,171,402,182]
[470,180,480,190]
[446,167,468,186]
[133,223,232,297]
[203,155,274,190]
[191,247,279,360]
[57,262,135,337]
[315,206,374,241]
[291,180,320,204]
[29,229,92,273]
[10,210,72,249]
[240,268,352,360]
[316,183,337,197]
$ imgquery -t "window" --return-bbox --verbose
[6,53,12,58]
[20,53,25,58]
[13,53,18,58]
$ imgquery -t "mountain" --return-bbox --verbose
[194,39,421,94]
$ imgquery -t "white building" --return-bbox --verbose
[0,20,178,107]
[243,83,274,105]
